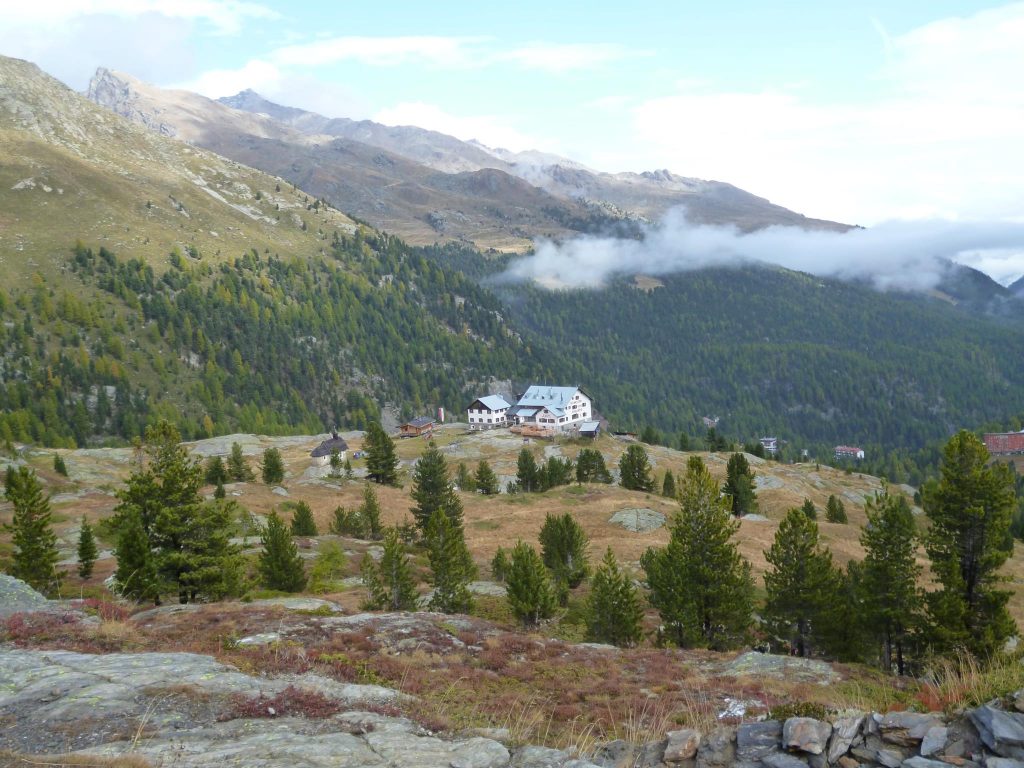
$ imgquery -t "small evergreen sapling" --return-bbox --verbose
[4,466,61,595]
[425,508,476,614]
[586,548,644,647]
[227,442,255,482]
[258,510,307,593]
[290,501,318,536]
[261,448,285,485]
[800,498,817,520]
[505,541,556,626]
[77,516,98,580]
[474,459,500,495]
[114,509,159,603]
[361,529,418,611]
[825,494,848,523]
[619,444,655,492]
[538,512,590,591]
[53,454,68,477]
[661,471,676,499]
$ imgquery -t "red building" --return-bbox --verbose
[984,431,1024,455]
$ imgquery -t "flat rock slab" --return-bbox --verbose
[247,597,344,613]
[723,652,838,684]
[609,508,666,533]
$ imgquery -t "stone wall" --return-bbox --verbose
[587,701,1024,768]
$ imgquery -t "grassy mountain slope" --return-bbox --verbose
[0,57,359,291]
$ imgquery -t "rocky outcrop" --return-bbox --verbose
[0,647,600,767]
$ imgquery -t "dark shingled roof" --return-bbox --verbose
[402,416,436,429]
[311,432,349,458]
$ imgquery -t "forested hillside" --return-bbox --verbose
[0,233,536,447]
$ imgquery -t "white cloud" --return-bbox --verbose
[181,59,284,98]
[500,209,1024,292]
[372,101,548,152]
[4,0,276,34]
[497,42,636,72]
[626,3,1024,224]
[270,35,484,68]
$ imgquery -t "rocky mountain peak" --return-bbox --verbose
[86,66,177,137]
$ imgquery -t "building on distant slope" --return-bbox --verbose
[508,385,593,433]
[759,437,778,455]
[578,421,601,439]
[400,417,436,438]
[466,395,512,430]
[311,431,349,466]
[834,445,865,461]
[984,430,1024,455]
[703,416,720,429]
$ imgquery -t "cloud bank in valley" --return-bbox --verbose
[500,209,1024,291]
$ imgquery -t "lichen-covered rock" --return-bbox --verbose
[827,714,865,762]
[696,727,736,768]
[783,718,832,755]
[0,574,52,617]
[737,721,782,762]
[663,729,701,763]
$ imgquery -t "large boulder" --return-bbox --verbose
[969,704,1024,759]
[0,574,50,617]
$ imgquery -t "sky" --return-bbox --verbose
[3,1,1024,279]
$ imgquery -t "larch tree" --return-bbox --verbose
[641,456,753,649]
[361,528,418,611]
[4,466,61,595]
[924,430,1017,657]
[763,507,844,657]
[860,488,921,674]
[619,444,655,492]
[722,453,758,516]
[586,547,644,647]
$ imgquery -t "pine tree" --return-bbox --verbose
[662,470,676,499]
[4,466,61,595]
[330,505,365,537]
[411,443,453,531]
[619,444,655,492]
[114,509,159,603]
[800,499,817,520]
[924,430,1017,657]
[474,459,500,495]
[825,494,848,523]
[455,462,476,492]
[258,510,307,592]
[723,453,758,516]
[425,508,476,614]
[505,541,556,626]
[361,528,418,611]
[329,449,343,477]
[515,448,540,492]
[539,512,589,591]
[359,484,383,539]
[576,448,612,484]
[763,507,844,657]
[204,455,228,486]
[365,422,399,486]
[260,448,285,485]
[586,548,644,647]
[540,457,574,490]
[641,456,753,649]
[214,481,226,499]
[290,501,318,536]
[53,454,68,477]
[860,489,921,674]
[227,442,255,482]
[491,547,510,582]
[77,516,98,580]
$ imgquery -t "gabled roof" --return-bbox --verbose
[311,432,349,458]
[512,385,584,419]
[402,416,436,429]
[470,394,511,411]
